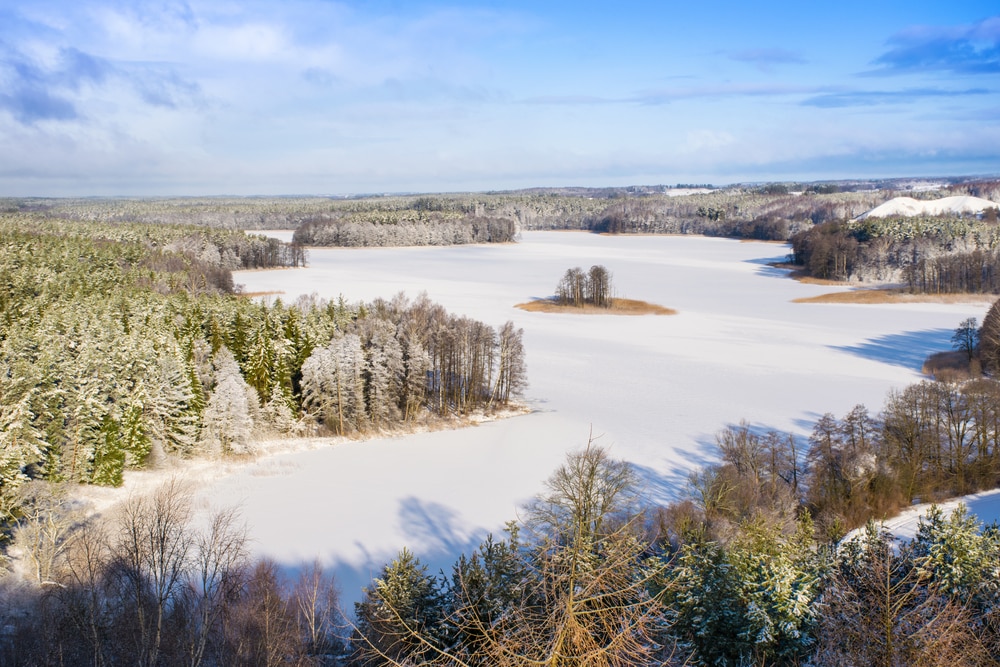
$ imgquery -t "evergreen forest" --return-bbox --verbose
[0,212,525,511]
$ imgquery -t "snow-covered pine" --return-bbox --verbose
[362,319,404,428]
[202,346,256,455]
[301,333,367,434]
[140,342,200,459]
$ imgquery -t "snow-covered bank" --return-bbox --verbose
[858,488,1000,545]
[202,231,990,601]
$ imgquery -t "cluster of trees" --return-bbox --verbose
[904,249,1000,293]
[791,212,1000,288]
[0,215,525,529]
[691,377,1000,545]
[554,265,613,307]
[299,296,525,434]
[293,215,517,247]
[344,427,1000,667]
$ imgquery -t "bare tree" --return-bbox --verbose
[586,265,612,308]
[111,478,194,667]
[952,317,980,362]
[225,558,299,667]
[13,481,84,585]
[290,560,343,663]
[178,507,249,667]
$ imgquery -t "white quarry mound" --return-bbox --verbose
[858,195,998,220]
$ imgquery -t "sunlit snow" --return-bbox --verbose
[204,231,990,600]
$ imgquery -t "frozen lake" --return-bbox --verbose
[210,231,989,599]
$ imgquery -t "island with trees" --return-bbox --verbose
[516,265,677,315]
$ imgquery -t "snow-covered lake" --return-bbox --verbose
[213,231,990,600]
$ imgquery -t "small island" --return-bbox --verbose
[515,265,677,315]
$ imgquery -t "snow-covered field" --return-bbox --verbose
[209,231,991,600]
[857,195,997,219]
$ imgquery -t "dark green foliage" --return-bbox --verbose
[449,529,525,664]
[91,414,127,487]
[353,548,449,666]
[979,297,1000,372]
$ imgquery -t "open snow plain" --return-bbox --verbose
[215,231,990,600]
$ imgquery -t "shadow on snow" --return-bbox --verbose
[833,328,952,371]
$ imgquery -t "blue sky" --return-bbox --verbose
[1,0,998,195]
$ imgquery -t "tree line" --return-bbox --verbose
[8,183,996,256]
[790,213,1000,289]
[293,215,517,247]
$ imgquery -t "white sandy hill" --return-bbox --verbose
[857,195,998,220]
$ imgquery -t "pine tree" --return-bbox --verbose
[92,413,127,487]
[364,320,404,428]
[912,504,1000,605]
[353,548,448,666]
[261,383,299,436]
[202,347,255,455]
[141,348,200,459]
[0,383,45,497]
[667,515,822,666]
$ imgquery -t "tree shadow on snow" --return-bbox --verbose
[630,435,720,506]
[397,496,489,558]
[744,253,795,280]
[275,497,490,625]
[833,328,952,371]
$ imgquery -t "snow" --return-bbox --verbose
[665,188,713,197]
[204,232,993,601]
[857,195,998,219]
[843,488,1000,546]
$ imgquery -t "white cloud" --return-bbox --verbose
[193,23,290,62]
[682,129,737,153]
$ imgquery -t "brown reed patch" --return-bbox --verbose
[793,289,998,305]
[515,298,677,315]
[922,350,980,380]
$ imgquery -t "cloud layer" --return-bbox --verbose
[0,2,998,195]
